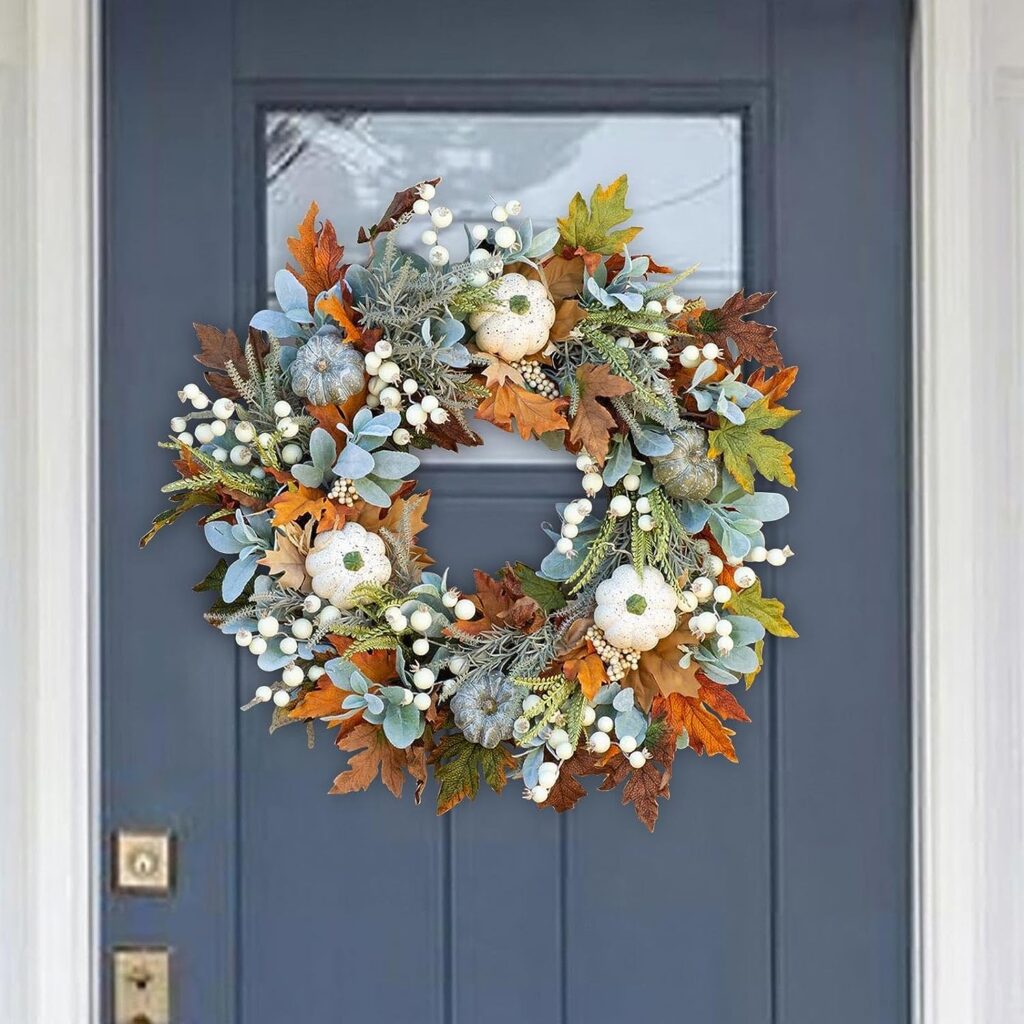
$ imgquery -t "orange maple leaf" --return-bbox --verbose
[666,692,739,762]
[289,678,347,720]
[567,363,634,465]
[267,484,330,527]
[286,201,347,304]
[697,678,751,724]
[476,381,568,441]
[747,364,799,407]
[330,722,426,800]
[315,290,362,343]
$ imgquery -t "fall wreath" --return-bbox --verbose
[145,176,798,831]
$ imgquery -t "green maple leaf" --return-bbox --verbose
[708,397,799,492]
[556,174,643,255]
[433,733,515,815]
[727,581,798,640]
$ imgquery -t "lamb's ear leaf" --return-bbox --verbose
[290,463,324,488]
[371,449,420,479]
[333,442,374,480]
[352,475,392,508]
[308,427,337,469]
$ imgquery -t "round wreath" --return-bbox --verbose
[145,175,798,831]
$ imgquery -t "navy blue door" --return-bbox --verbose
[103,1,911,1021]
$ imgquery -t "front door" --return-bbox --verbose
[103,1,911,1020]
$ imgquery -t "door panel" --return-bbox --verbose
[103,1,911,1021]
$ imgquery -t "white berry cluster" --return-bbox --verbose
[586,625,640,682]
[170,385,294,484]
[242,596,333,707]
[364,336,450,439]
[327,477,358,505]
[520,717,580,804]
[554,493,593,557]
[583,710,652,769]
[513,358,559,398]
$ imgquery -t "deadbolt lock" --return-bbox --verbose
[112,829,174,895]
[111,947,170,1024]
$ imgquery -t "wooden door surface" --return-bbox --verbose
[103,2,911,1020]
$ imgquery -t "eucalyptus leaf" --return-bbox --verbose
[221,552,260,602]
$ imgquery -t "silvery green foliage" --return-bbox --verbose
[539,502,604,581]
[582,249,651,310]
[290,328,365,405]
[332,407,420,507]
[291,427,337,489]
[687,362,762,425]
[250,269,316,340]
[323,657,425,749]
[450,670,524,749]
[690,614,765,685]
[203,509,274,602]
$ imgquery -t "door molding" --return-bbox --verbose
[7,2,1024,1021]
[2,0,97,1020]
[913,2,1024,1022]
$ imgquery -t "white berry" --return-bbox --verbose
[176,431,194,446]
[420,395,439,414]
[470,224,488,241]
[412,637,430,656]
[454,598,476,621]
[405,404,428,426]
[291,618,313,640]
[272,689,291,707]
[235,629,253,647]
[493,225,516,248]
[637,514,654,532]
[548,728,569,749]
[696,611,719,635]
[194,423,214,445]
[716,619,734,637]
[622,473,641,492]
[555,741,574,761]
[767,548,787,566]
[302,594,322,614]
[282,663,304,687]
[412,667,435,690]
[257,616,279,638]
[410,608,433,633]
[702,342,721,360]
[590,732,611,754]
[254,685,273,703]
[581,706,596,727]
[428,245,450,266]
[678,591,699,613]
[412,198,430,215]
[530,785,550,804]
[279,636,298,656]
[619,735,638,754]
[748,545,768,563]
[714,585,733,604]
[582,472,603,496]
[281,443,303,465]
[597,716,614,734]
[717,635,735,655]
[556,538,574,555]
[234,421,256,444]
[413,692,432,711]
[690,576,714,601]
[170,416,187,433]
[491,205,508,222]
[680,345,702,368]
[537,762,560,788]
[734,566,757,589]
[418,182,436,200]
[628,751,647,769]
[247,636,267,656]
[212,397,235,419]
[505,199,522,216]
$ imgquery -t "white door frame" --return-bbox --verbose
[4,0,1022,1020]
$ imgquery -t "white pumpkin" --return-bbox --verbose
[468,272,556,361]
[304,522,392,610]
[593,564,678,652]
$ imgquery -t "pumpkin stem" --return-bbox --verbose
[342,551,365,572]
[508,294,531,315]
[625,593,648,615]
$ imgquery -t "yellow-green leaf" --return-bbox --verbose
[556,174,643,256]
[708,397,799,492]
[744,638,764,689]
[727,580,798,639]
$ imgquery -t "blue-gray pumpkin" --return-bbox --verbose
[651,423,719,500]
[290,328,365,406]
[449,670,524,749]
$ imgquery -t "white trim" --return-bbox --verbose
[915,1,1024,1023]
[1,0,98,1020]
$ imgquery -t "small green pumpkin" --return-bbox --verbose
[290,328,365,406]
[651,423,719,500]
[449,670,524,749]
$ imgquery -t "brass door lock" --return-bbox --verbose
[112,829,174,895]
[111,947,170,1024]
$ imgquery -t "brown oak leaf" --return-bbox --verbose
[192,323,270,399]
[330,722,426,800]
[549,299,587,342]
[568,363,634,465]
[423,410,483,452]
[543,747,600,813]
[626,627,703,711]
[357,178,441,243]
[538,254,585,301]
[448,568,545,637]
[689,290,782,368]
[476,381,569,441]
[479,354,526,389]
[259,521,312,590]
[286,201,347,303]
